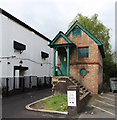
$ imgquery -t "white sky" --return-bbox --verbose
[0,0,116,52]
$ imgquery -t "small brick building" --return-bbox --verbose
[49,21,105,93]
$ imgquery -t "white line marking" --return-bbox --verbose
[106,94,115,97]
[91,105,115,116]
[95,99,115,107]
[99,95,115,101]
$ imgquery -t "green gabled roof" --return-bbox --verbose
[49,31,74,46]
[65,21,102,46]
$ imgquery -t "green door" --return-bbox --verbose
[60,52,67,75]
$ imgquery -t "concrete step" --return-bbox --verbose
[80,87,85,91]
[79,85,83,88]
[68,76,89,96]
[84,89,88,93]
[69,76,74,79]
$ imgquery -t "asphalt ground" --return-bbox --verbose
[2,88,117,120]
[79,92,116,119]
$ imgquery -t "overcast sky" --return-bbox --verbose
[0,0,116,52]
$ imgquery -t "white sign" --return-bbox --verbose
[67,91,76,106]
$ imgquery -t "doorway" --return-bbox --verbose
[14,70,24,89]
[60,52,67,75]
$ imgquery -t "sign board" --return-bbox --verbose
[67,91,76,106]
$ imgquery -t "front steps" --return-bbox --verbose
[52,76,91,113]
[52,76,90,97]
[69,76,89,97]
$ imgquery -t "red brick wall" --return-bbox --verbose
[56,28,103,93]
[54,36,68,44]
[67,29,103,93]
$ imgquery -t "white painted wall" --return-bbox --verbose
[0,13,53,79]
[0,14,2,89]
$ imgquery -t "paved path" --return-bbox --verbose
[2,89,117,119]
[79,92,116,119]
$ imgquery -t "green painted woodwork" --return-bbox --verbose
[52,46,70,76]
[78,47,89,58]
[65,22,102,46]
[80,69,87,76]
[49,32,73,46]
[98,65,101,74]
[66,47,70,76]
[52,43,75,48]
[60,52,67,75]
[53,48,56,76]
[72,27,81,35]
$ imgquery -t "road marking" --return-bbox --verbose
[91,105,115,116]
[99,95,115,101]
[95,99,115,107]
[106,94,115,97]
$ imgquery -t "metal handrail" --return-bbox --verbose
[55,66,63,76]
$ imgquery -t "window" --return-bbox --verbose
[78,47,89,58]
[80,68,87,76]
[72,27,81,36]
[98,65,101,74]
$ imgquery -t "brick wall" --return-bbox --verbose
[67,29,103,93]
[55,27,103,93]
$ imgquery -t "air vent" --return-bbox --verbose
[14,41,26,51]
[41,51,49,58]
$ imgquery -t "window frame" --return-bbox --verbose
[72,27,81,36]
[78,47,89,58]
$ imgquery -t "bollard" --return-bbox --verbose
[44,76,46,88]
[67,85,79,115]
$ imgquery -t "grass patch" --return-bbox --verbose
[40,94,67,112]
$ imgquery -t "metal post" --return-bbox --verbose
[49,77,52,87]
[44,76,46,88]
[53,48,56,76]
[22,77,25,92]
[13,77,15,90]
[6,78,9,96]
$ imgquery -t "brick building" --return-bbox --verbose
[49,21,105,94]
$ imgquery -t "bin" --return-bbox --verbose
[110,78,117,92]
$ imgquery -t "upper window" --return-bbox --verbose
[72,27,81,36]
[78,47,89,58]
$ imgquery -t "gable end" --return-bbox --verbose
[65,22,102,46]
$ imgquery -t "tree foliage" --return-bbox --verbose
[69,13,117,86]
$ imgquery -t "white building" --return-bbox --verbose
[0,8,53,91]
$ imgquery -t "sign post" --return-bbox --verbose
[67,85,79,115]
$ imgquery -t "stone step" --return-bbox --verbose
[79,85,83,88]
[79,92,83,95]
[71,79,76,82]
[80,87,85,91]
[69,76,74,79]
[74,80,79,83]
[84,89,88,93]
[69,76,89,96]
[77,83,80,85]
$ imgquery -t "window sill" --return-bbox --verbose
[78,58,89,59]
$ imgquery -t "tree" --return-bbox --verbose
[69,13,117,86]
[69,14,111,54]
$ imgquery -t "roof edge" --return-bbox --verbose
[49,31,73,46]
[0,8,51,42]
[65,21,102,46]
